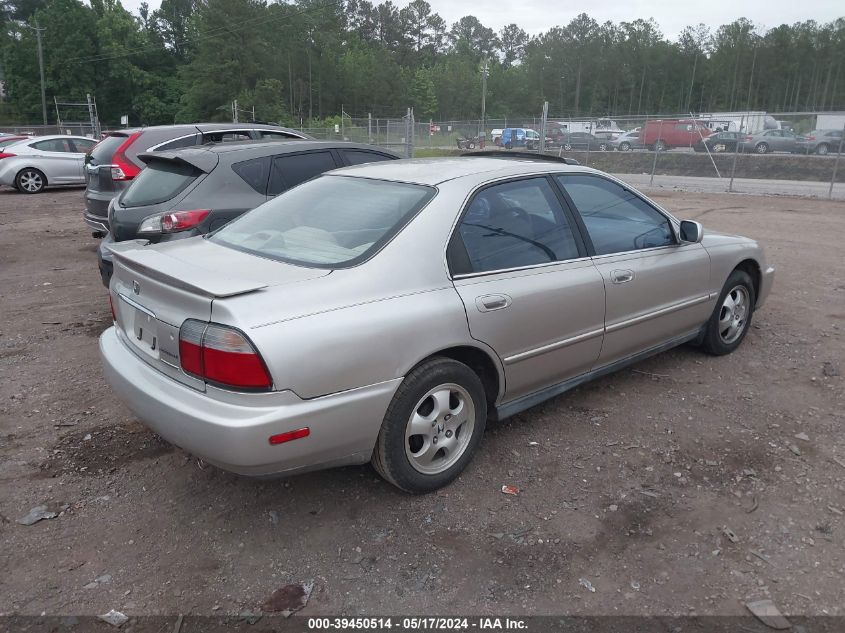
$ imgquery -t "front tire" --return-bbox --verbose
[16,168,46,194]
[701,270,756,355]
[620,142,632,151]
[372,357,487,494]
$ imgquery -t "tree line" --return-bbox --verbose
[0,0,843,127]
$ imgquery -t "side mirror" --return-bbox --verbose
[679,220,703,244]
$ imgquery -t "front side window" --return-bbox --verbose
[71,138,96,152]
[453,177,581,274]
[556,175,675,255]
[211,175,435,268]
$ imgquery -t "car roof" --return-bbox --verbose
[332,156,590,186]
[114,123,304,135]
[138,140,401,168]
[22,134,93,141]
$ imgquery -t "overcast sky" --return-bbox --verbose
[121,0,841,40]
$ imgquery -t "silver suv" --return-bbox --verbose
[83,123,308,236]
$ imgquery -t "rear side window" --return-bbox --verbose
[202,131,251,144]
[258,130,299,140]
[157,134,199,151]
[341,150,395,166]
[452,177,581,274]
[90,134,127,164]
[268,150,338,195]
[33,138,74,152]
[120,160,200,208]
[232,157,270,194]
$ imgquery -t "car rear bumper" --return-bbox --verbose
[99,326,399,477]
[84,210,109,233]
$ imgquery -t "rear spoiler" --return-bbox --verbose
[108,240,266,298]
[136,149,219,173]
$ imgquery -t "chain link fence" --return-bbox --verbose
[408,110,844,199]
[293,109,416,158]
[0,123,99,137]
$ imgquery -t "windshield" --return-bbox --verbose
[210,175,436,268]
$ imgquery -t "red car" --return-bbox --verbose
[642,119,711,151]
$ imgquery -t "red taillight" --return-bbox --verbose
[178,320,272,390]
[178,319,205,378]
[110,131,143,181]
[162,209,210,233]
[0,152,16,159]
[806,136,815,141]
[269,428,310,445]
[744,135,753,141]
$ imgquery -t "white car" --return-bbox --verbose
[0,135,97,193]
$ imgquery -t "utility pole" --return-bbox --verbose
[28,21,47,127]
[480,58,489,139]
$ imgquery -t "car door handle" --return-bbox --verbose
[476,294,512,312]
[611,269,634,284]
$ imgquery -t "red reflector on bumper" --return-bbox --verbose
[269,428,310,445]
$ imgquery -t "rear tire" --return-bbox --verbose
[372,357,487,494]
[563,143,573,151]
[701,270,756,356]
[653,140,668,152]
[598,143,609,151]
[816,143,829,156]
[15,168,46,194]
[755,142,769,154]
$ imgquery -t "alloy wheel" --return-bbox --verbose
[19,170,43,193]
[405,383,475,475]
[718,285,750,344]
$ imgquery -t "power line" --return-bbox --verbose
[61,0,344,66]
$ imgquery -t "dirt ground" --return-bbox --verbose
[1,186,844,620]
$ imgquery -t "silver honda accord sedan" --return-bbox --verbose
[100,156,774,493]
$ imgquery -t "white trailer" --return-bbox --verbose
[816,112,845,130]
[551,118,625,133]
[696,112,779,134]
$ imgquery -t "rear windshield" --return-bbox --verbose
[210,175,435,268]
[120,160,200,208]
[90,134,128,164]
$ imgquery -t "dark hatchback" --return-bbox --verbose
[83,123,309,236]
[97,140,400,286]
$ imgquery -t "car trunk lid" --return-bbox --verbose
[109,238,330,389]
